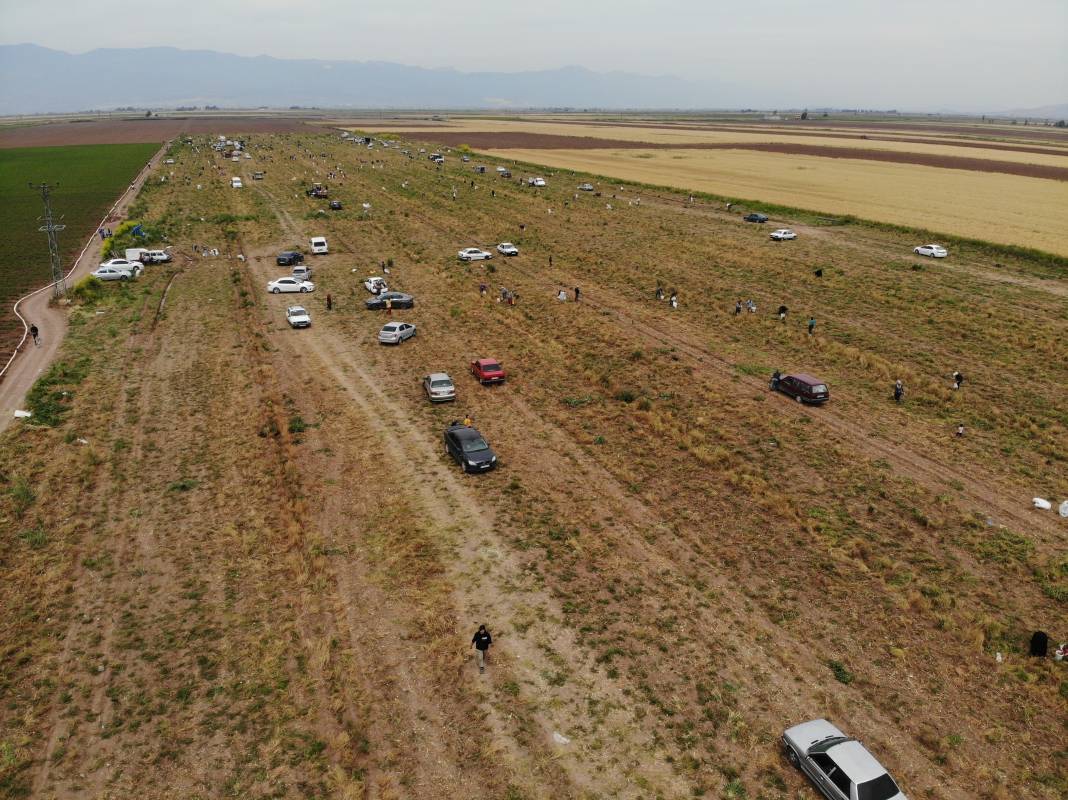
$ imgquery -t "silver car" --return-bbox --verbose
[783,719,906,800]
[423,372,456,402]
[378,321,416,345]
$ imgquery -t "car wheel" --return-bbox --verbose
[300,287,308,293]
[272,288,281,294]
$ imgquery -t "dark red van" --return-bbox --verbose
[772,373,830,404]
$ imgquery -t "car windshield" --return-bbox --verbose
[857,774,900,800]
[289,308,306,315]
[431,380,452,388]
[462,438,489,453]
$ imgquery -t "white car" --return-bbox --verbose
[578,183,594,192]
[770,229,797,241]
[92,265,136,281]
[163,158,175,165]
[267,277,315,294]
[364,276,389,294]
[379,321,417,345]
[914,244,947,258]
[527,177,547,187]
[458,247,493,261]
[423,372,456,402]
[310,236,328,255]
[231,177,243,189]
[286,306,311,328]
[783,719,906,800]
[496,242,519,256]
[99,258,142,272]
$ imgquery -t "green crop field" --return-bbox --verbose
[0,142,158,350]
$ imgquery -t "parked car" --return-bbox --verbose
[499,169,512,178]
[286,305,311,328]
[252,171,265,180]
[230,177,243,189]
[378,321,417,344]
[423,372,456,403]
[461,155,471,162]
[141,249,171,264]
[471,358,506,385]
[364,276,388,294]
[458,247,493,261]
[99,258,141,273]
[578,183,595,191]
[527,177,547,187]
[365,291,414,310]
[277,251,304,266]
[496,242,519,256]
[310,236,328,254]
[163,158,175,165]
[744,213,769,223]
[292,265,313,281]
[782,719,906,800]
[495,166,508,173]
[443,423,497,473]
[770,229,797,240]
[329,200,343,210]
[92,265,136,281]
[267,277,315,294]
[914,244,947,258]
[771,372,830,404]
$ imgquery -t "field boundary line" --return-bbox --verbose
[0,142,167,383]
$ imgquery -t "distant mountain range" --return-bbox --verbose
[987,103,1068,119]
[0,44,724,114]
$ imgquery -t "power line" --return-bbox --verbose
[29,182,67,298]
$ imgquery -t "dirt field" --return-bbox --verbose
[0,116,322,148]
[391,131,1068,181]
[1,131,1065,800]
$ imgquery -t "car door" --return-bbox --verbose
[445,430,460,461]
[809,753,850,800]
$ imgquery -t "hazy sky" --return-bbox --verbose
[2,0,1065,110]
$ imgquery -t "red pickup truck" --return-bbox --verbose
[471,358,506,384]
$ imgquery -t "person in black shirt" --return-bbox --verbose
[472,624,492,674]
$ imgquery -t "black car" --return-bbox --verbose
[744,213,769,223]
[276,251,304,266]
[364,291,415,310]
[444,423,497,473]
[329,200,343,210]
[771,372,830,404]
[499,170,512,178]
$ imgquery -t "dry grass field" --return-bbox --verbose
[356,116,1068,256]
[1,128,1065,800]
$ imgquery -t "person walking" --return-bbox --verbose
[29,324,40,346]
[548,254,553,268]
[655,285,664,301]
[952,371,964,391]
[479,282,487,297]
[894,380,904,404]
[471,624,492,674]
[956,422,965,437]
[808,317,816,335]
[778,304,788,322]
[734,300,742,316]
[326,293,333,311]
[574,286,581,302]
[557,288,568,302]
[669,290,678,309]
[385,297,393,317]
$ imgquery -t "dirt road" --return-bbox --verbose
[0,143,166,432]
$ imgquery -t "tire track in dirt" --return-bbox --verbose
[242,153,694,793]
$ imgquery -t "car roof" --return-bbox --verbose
[474,358,501,366]
[788,373,826,386]
[449,425,483,439]
[825,739,889,784]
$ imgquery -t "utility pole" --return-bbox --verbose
[29,182,67,298]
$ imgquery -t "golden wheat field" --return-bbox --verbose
[487,147,1068,253]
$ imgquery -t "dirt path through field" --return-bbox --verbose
[0,143,167,431]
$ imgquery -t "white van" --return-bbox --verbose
[310,236,328,255]
[231,177,243,189]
